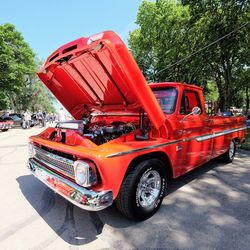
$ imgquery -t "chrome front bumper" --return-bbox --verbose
[0,123,11,130]
[27,158,113,211]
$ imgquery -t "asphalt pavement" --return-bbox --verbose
[0,127,250,250]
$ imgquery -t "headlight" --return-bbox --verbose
[28,143,36,158]
[74,160,97,187]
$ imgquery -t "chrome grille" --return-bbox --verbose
[34,146,75,178]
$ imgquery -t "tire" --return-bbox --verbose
[220,140,236,163]
[115,159,167,221]
[1,129,8,132]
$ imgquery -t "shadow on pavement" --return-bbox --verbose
[15,158,227,248]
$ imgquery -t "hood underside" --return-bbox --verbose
[37,31,165,129]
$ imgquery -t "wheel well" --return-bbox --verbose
[126,151,173,178]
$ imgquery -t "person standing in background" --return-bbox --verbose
[58,108,66,122]
[36,110,45,127]
[22,111,31,129]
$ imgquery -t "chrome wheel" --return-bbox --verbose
[116,159,166,220]
[136,170,161,208]
[229,141,235,159]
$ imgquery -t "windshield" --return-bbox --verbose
[152,87,178,114]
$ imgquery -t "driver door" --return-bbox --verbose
[178,90,213,171]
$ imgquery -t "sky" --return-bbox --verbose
[0,0,142,60]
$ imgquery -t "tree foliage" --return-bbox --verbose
[0,23,35,93]
[0,23,55,113]
[8,73,55,113]
[129,0,250,110]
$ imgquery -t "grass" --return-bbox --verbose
[241,128,250,150]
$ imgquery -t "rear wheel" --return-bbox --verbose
[115,159,167,221]
[220,140,236,163]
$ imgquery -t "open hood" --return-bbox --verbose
[37,31,165,129]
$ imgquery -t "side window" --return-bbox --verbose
[180,90,202,115]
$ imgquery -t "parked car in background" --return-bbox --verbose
[247,115,250,128]
[0,113,39,129]
[0,117,13,131]
[222,111,234,117]
[3,113,23,127]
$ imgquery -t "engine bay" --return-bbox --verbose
[83,122,137,145]
[53,119,138,145]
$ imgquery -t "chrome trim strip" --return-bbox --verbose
[106,139,183,158]
[196,126,247,141]
[106,126,247,158]
[27,158,113,211]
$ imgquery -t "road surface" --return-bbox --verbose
[0,127,250,249]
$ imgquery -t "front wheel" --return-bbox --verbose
[220,140,236,163]
[115,159,167,221]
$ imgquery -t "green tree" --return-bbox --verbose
[235,67,250,110]
[129,0,195,83]
[182,0,250,110]
[203,81,219,102]
[0,23,56,113]
[0,23,36,107]
[10,74,56,113]
[129,0,250,110]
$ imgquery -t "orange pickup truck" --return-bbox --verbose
[27,31,246,220]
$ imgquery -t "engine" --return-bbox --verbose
[83,122,136,145]
[54,119,138,145]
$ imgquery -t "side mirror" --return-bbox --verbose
[192,106,201,116]
[182,106,201,120]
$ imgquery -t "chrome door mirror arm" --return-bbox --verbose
[182,106,201,121]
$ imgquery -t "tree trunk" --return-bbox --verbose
[246,86,250,111]
[214,71,227,111]
[221,58,233,110]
